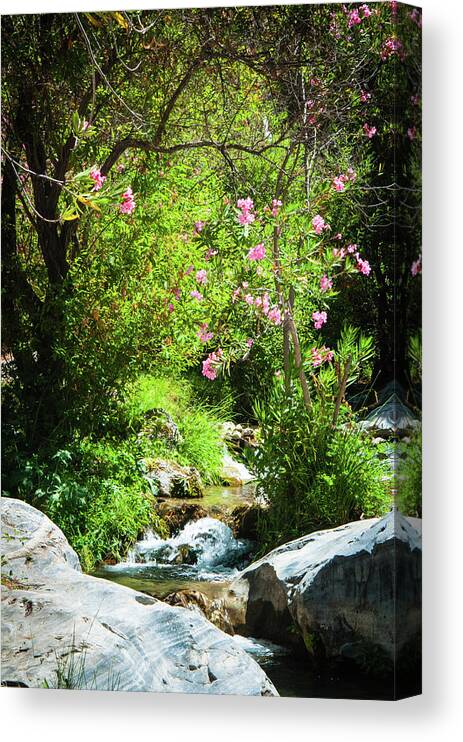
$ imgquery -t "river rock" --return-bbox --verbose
[140,407,183,447]
[231,504,261,540]
[1,498,277,695]
[221,452,254,486]
[156,501,209,534]
[145,459,204,498]
[164,589,235,635]
[226,510,421,673]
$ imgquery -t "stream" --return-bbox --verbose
[93,484,392,699]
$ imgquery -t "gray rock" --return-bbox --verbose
[1,498,277,695]
[145,459,204,498]
[221,452,254,486]
[141,407,183,447]
[226,510,421,670]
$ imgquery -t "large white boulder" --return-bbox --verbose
[1,498,277,695]
[226,510,421,670]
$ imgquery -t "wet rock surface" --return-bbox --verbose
[1,498,277,695]
[225,510,422,673]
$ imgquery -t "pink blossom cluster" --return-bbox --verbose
[380,37,405,61]
[197,322,214,343]
[196,269,207,285]
[332,167,356,192]
[411,255,422,277]
[407,126,417,141]
[90,168,106,191]
[333,245,371,276]
[320,274,333,293]
[237,197,256,226]
[247,243,266,261]
[194,220,205,235]
[391,0,398,17]
[312,310,328,330]
[311,346,334,368]
[120,187,136,215]
[190,289,203,301]
[312,214,330,235]
[363,123,377,139]
[246,338,254,348]
[202,349,223,381]
[360,89,371,103]
[347,4,371,28]
[232,284,281,325]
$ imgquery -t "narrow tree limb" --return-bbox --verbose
[332,354,352,427]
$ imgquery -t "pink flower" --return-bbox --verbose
[196,269,207,285]
[312,214,329,235]
[247,243,266,261]
[391,0,398,16]
[410,94,420,106]
[190,289,203,301]
[185,264,195,276]
[311,346,334,367]
[239,211,255,226]
[90,168,106,191]
[173,287,181,301]
[346,167,357,182]
[360,90,371,102]
[356,256,371,276]
[381,37,405,61]
[232,287,241,303]
[202,349,223,380]
[246,338,254,348]
[194,220,205,235]
[411,255,422,277]
[312,310,328,330]
[407,126,417,141]
[168,303,174,313]
[120,187,136,214]
[254,296,263,309]
[237,197,256,226]
[271,198,282,217]
[268,307,282,325]
[237,197,254,211]
[334,233,343,240]
[197,323,214,342]
[333,175,347,192]
[363,123,377,139]
[333,247,346,259]
[347,243,357,254]
[359,4,372,18]
[320,275,333,293]
[205,248,218,261]
[348,10,362,27]
[242,281,249,289]
[244,294,254,305]
[82,120,90,131]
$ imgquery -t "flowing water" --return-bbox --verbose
[93,484,394,699]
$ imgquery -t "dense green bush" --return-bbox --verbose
[396,432,422,517]
[250,383,390,552]
[2,437,165,571]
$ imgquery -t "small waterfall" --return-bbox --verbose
[124,517,253,568]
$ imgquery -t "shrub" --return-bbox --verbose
[249,383,390,552]
[2,438,166,570]
[396,432,422,517]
